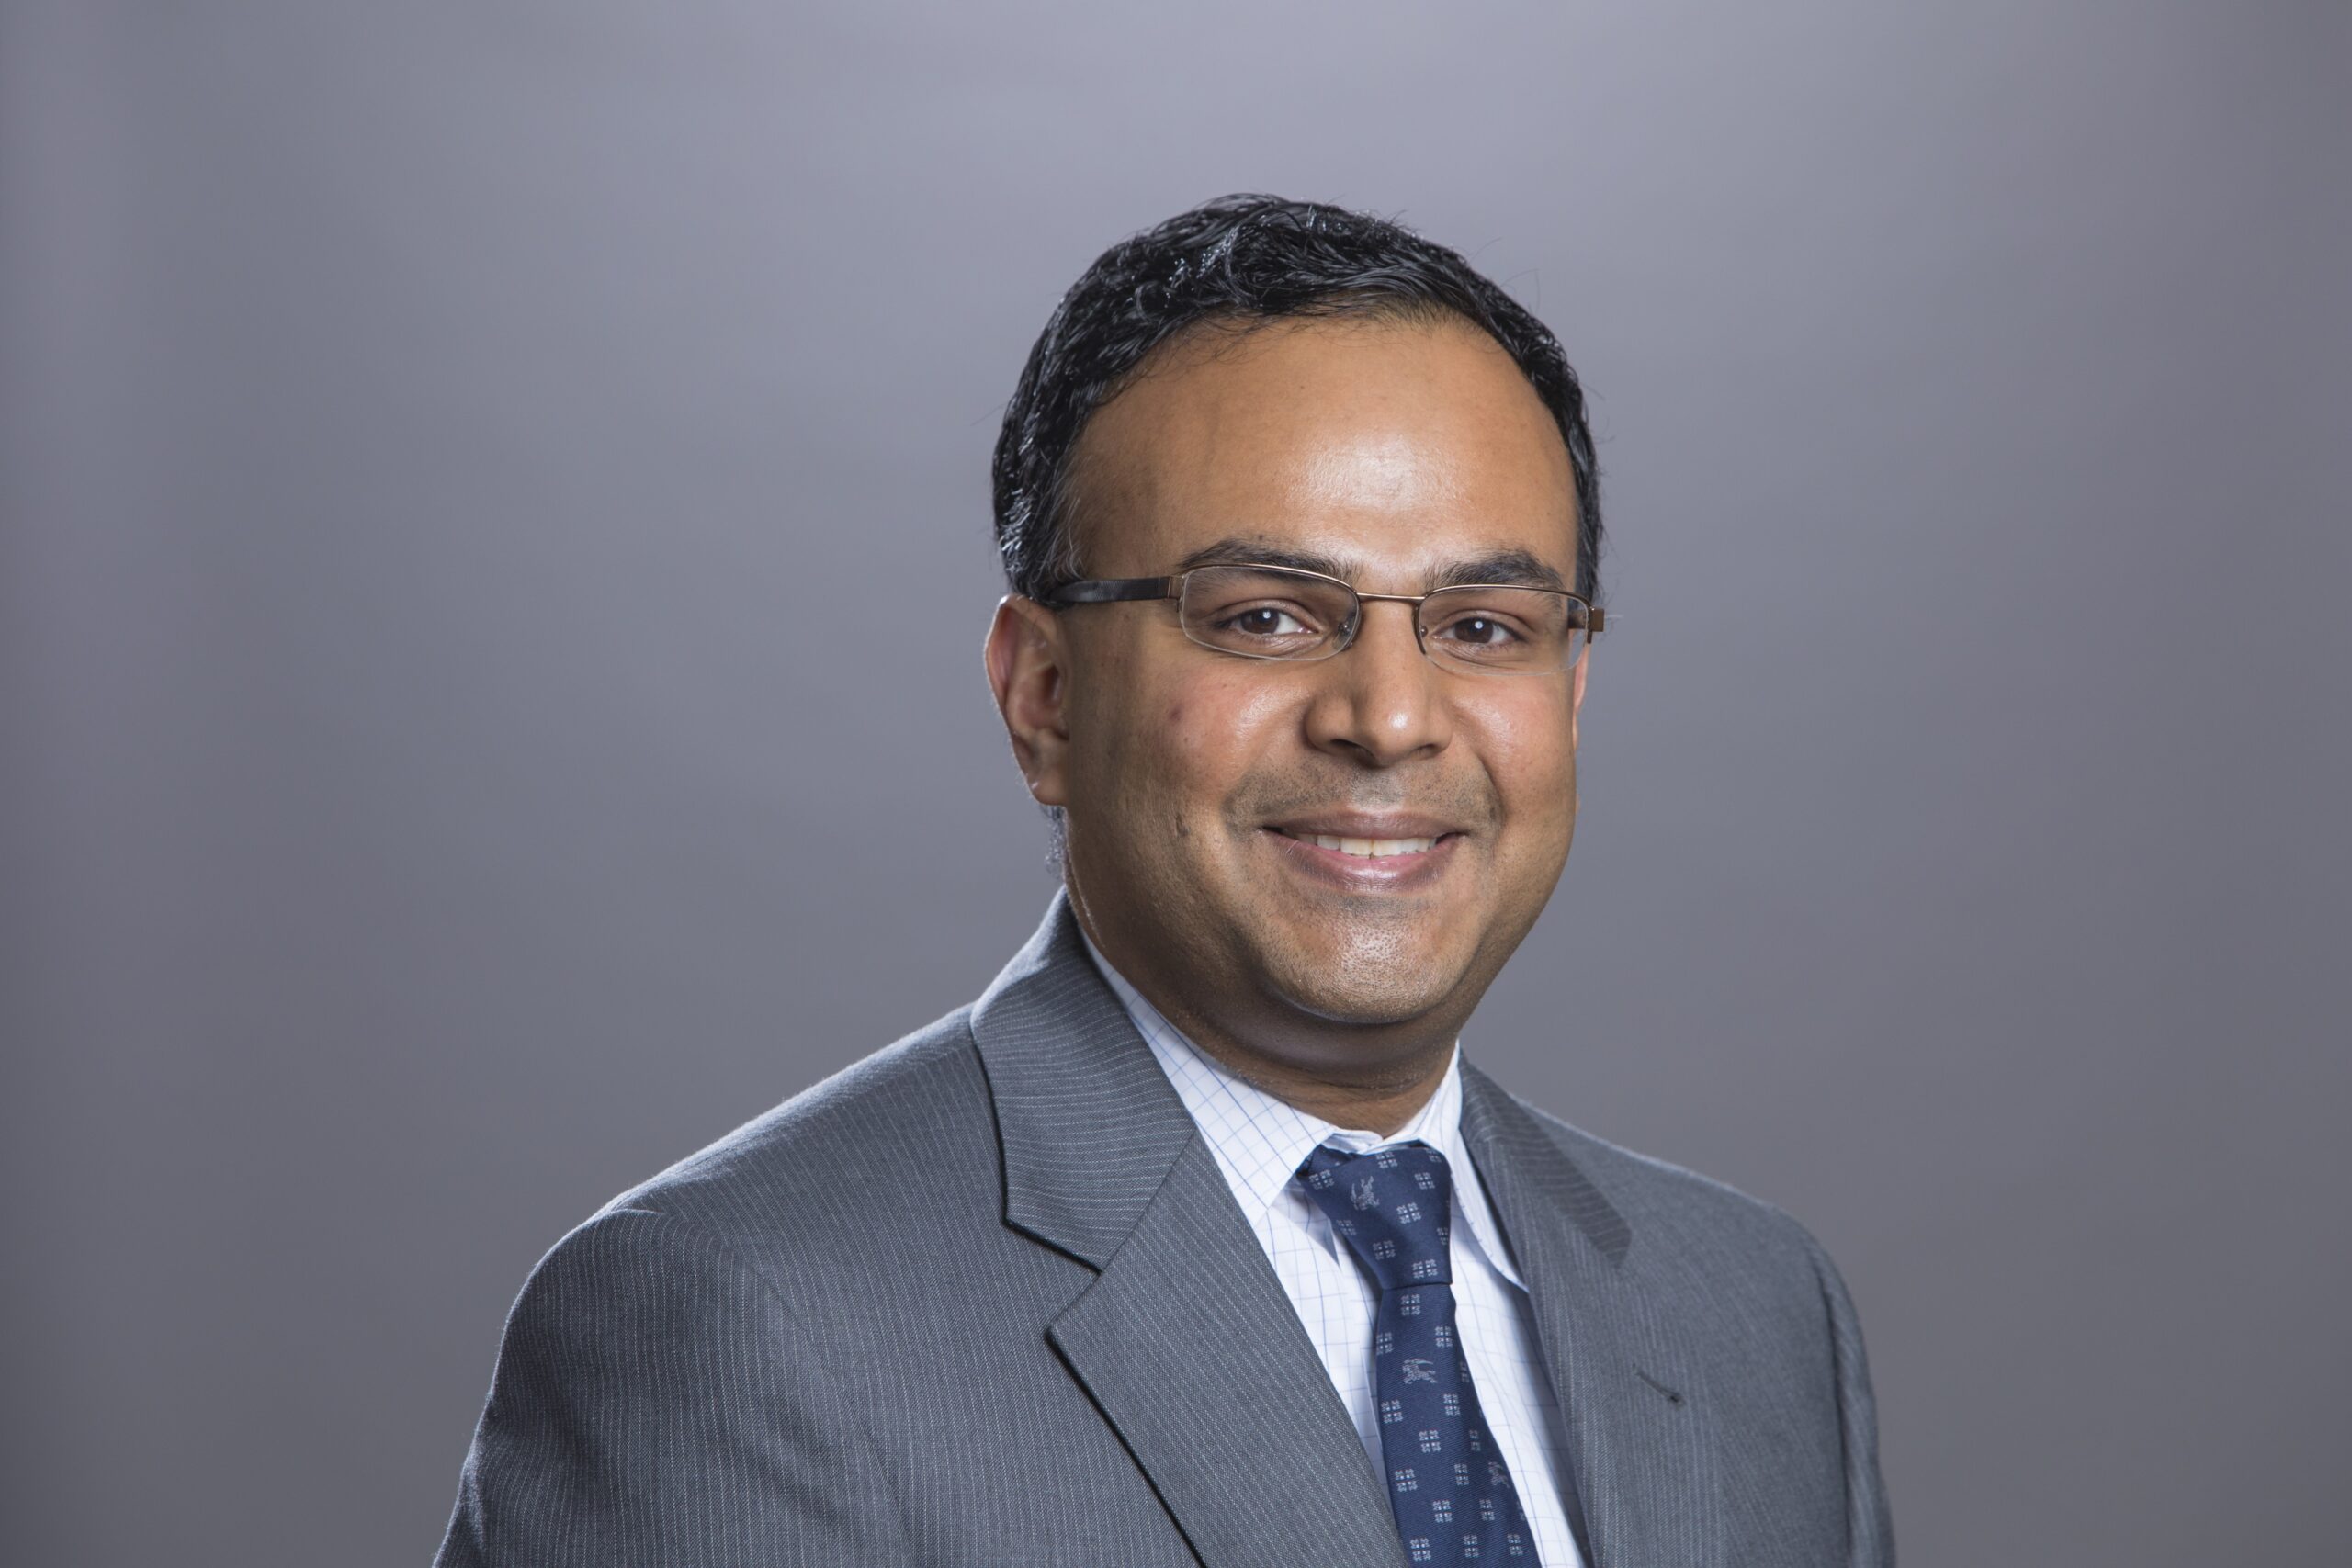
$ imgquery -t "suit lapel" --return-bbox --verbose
[1461,1064,1721,1568]
[971,895,1406,1568]
[1049,1140,1409,1568]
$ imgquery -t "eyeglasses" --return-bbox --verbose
[1040,563,1604,676]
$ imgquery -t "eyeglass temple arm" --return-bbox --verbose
[1041,577,1179,606]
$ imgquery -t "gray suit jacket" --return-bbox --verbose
[437,894,1894,1566]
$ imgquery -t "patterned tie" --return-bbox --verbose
[1298,1141,1541,1566]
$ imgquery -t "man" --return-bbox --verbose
[436,195,1894,1567]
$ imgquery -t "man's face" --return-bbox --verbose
[989,315,1587,1079]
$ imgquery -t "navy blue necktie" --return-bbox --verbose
[1298,1141,1540,1566]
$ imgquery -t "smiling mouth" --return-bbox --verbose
[1268,829,1458,859]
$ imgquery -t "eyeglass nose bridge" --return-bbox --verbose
[1333,589,1441,658]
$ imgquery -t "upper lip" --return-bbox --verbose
[1265,813,1464,840]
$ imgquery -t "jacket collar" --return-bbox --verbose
[969,891,1410,1567]
[967,889,1202,1269]
[968,891,1713,1568]
[1458,1065,1714,1566]
[967,888,1643,1273]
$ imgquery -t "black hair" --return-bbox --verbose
[991,194,1603,604]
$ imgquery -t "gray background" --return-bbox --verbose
[5,3,2346,1563]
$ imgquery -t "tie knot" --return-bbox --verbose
[1297,1141,1455,1291]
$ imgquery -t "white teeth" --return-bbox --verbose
[1301,833,1439,858]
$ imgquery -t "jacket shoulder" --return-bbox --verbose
[592,1006,999,1262]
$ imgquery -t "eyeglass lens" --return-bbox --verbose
[1175,565,1589,673]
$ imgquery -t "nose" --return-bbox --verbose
[1300,599,1454,766]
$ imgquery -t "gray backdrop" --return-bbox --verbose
[5,4,2346,1564]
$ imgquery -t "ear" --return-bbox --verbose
[985,595,1073,807]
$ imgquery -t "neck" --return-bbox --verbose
[1077,921,1461,1137]
[1172,1021,1455,1136]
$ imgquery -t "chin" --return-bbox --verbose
[1255,924,1475,1028]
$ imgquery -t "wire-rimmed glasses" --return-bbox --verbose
[1041,563,1604,676]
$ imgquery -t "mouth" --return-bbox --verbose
[1259,818,1468,888]
[1268,829,1453,860]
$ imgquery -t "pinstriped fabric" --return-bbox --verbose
[1081,935,1585,1567]
[969,918,1198,1269]
[1461,1081,1896,1566]
[439,1206,903,1563]
[435,893,1893,1567]
[439,1018,1205,1567]
[1045,1138,1415,1568]
[971,897,1409,1566]
[1812,1226,1896,1565]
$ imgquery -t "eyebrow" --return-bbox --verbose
[1174,536,1570,593]
[1432,549,1568,592]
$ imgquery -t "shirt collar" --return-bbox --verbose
[1079,929,1524,1288]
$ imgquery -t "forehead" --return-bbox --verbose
[1067,314,1579,583]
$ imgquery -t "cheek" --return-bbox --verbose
[1069,659,1291,846]
[1470,691,1580,816]
[1145,666,1295,791]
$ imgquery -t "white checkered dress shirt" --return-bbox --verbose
[1081,937,1586,1568]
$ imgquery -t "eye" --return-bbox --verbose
[1432,614,1525,647]
[1216,604,1317,637]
